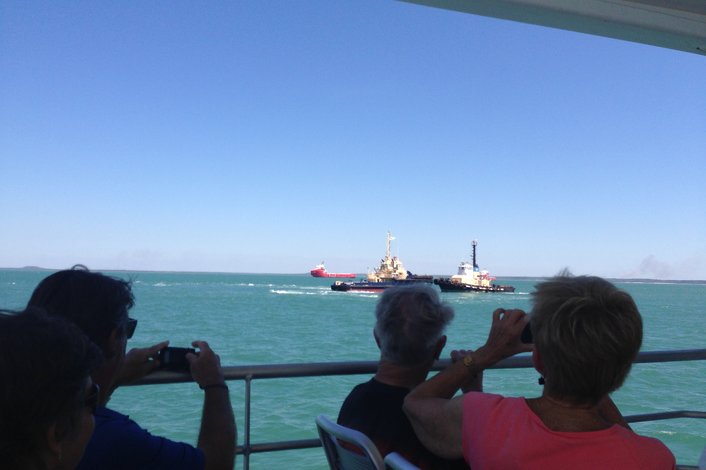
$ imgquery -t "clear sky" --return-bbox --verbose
[1,1,704,280]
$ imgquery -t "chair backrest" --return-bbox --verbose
[316,414,385,470]
[383,452,421,470]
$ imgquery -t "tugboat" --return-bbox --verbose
[331,232,432,292]
[309,262,356,278]
[434,240,515,293]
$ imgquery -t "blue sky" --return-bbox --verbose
[1,1,704,279]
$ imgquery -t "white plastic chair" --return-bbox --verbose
[384,451,421,470]
[316,414,385,470]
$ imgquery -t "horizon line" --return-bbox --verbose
[2,266,705,284]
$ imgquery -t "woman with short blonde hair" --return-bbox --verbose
[404,275,675,470]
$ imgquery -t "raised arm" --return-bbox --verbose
[404,308,532,459]
[451,349,484,394]
[187,341,236,470]
[403,360,475,459]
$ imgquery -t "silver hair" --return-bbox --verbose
[374,284,454,365]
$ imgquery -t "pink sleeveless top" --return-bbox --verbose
[462,392,675,470]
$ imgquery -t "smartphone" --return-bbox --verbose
[520,323,533,344]
[157,346,196,372]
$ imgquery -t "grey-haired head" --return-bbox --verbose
[374,284,454,365]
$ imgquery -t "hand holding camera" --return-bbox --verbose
[156,342,225,391]
[185,340,226,389]
[117,340,170,386]
[157,346,197,372]
[476,308,533,367]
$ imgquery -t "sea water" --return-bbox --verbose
[1,269,704,468]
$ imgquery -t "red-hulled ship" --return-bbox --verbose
[309,262,356,278]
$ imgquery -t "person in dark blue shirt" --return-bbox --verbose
[28,266,235,470]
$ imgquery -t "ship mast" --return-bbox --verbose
[386,231,394,259]
[472,240,479,271]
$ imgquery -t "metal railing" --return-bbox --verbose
[134,348,706,469]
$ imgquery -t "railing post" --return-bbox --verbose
[243,374,253,470]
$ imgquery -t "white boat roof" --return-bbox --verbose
[401,0,706,56]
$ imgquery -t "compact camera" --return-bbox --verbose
[520,323,533,344]
[157,346,196,371]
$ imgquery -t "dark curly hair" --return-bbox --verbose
[0,309,102,467]
[27,265,135,356]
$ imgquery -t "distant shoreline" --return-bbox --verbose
[2,266,705,284]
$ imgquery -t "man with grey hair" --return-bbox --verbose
[337,284,471,469]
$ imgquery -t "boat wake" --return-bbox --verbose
[270,289,315,296]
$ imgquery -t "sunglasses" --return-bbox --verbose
[125,317,138,339]
[84,383,100,414]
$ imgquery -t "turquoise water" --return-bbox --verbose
[1,269,704,468]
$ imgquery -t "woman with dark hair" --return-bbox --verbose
[0,310,102,469]
[404,275,675,469]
